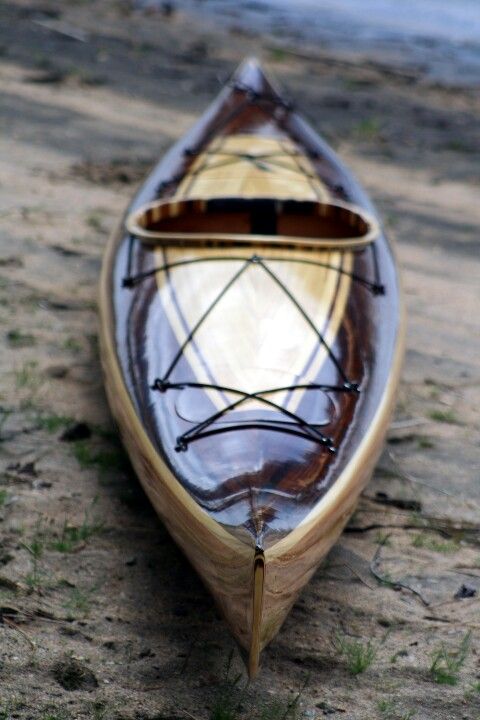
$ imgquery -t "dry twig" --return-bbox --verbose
[370,534,430,606]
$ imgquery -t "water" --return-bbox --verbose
[258,0,480,45]
[157,0,480,86]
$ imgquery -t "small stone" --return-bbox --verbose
[138,647,155,658]
[59,626,79,637]
[454,584,476,600]
[316,701,340,715]
[377,617,392,627]
[7,461,37,477]
[46,364,69,379]
[52,658,98,691]
[60,422,91,442]
[0,256,23,268]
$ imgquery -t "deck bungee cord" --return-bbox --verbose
[122,253,384,296]
[153,380,338,452]
[123,249,364,454]
[121,79,386,455]
[145,253,360,453]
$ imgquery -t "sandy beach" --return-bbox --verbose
[1,1,479,718]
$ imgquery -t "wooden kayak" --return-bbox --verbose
[99,58,405,676]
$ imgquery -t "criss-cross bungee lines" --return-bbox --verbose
[122,254,384,295]
[123,80,386,453]
[154,81,309,198]
[154,142,322,198]
[148,253,359,453]
[124,249,372,453]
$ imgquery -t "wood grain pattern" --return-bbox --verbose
[98,58,404,675]
[151,135,354,415]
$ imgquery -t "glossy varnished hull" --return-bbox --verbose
[99,59,405,675]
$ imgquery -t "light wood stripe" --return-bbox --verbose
[153,134,353,415]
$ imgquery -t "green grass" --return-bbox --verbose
[374,531,392,546]
[91,700,108,720]
[384,212,399,229]
[33,53,53,70]
[342,77,378,91]
[0,706,14,720]
[208,653,306,720]
[0,701,35,720]
[63,337,82,353]
[19,503,103,571]
[258,701,289,720]
[36,413,74,433]
[428,409,459,424]
[63,586,95,618]
[0,407,12,435]
[378,701,415,720]
[417,436,435,449]
[15,360,44,408]
[28,712,66,720]
[258,693,303,720]
[390,649,409,664]
[209,652,245,720]
[430,631,471,685]
[465,680,480,699]
[15,360,39,389]
[352,117,382,141]
[68,68,106,87]
[21,520,45,591]
[72,440,127,476]
[336,634,376,675]
[50,520,102,552]
[7,329,36,348]
[442,140,473,153]
[85,212,106,233]
[50,503,103,553]
[411,533,459,554]
[0,489,8,507]
[268,47,287,62]
[378,700,395,714]
[375,570,395,587]
[211,700,240,720]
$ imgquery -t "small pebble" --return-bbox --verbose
[46,364,69,379]
[61,422,91,442]
[454,584,476,599]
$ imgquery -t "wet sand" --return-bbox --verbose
[1,1,479,718]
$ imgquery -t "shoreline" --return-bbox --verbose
[165,0,480,88]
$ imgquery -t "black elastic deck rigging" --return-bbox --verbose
[122,81,385,453]
[147,253,361,453]
[123,253,384,297]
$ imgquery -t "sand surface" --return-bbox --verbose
[1,2,479,718]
